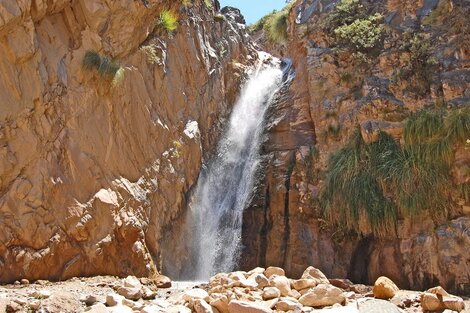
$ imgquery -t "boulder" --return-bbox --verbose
[269,276,291,296]
[153,275,172,288]
[194,299,219,313]
[210,294,229,313]
[373,276,399,299]
[248,268,265,275]
[253,274,269,289]
[228,300,272,313]
[299,284,345,307]
[262,287,281,300]
[264,267,285,278]
[123,276,142,289]
[106,294,124,306]
[421,286,465,312]
[329,279,353,290]
[292,279,317,291]
[183,288,210,302]
[275,298,301,311]
[117,286,142,300]
[301,267,329,285]
[287,289,301,299]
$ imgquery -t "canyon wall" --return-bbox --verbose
[242,0,470,295]
[0,0,256,282]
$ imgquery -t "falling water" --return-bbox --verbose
[186,55,285,280]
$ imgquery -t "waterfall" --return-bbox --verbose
[185,55,285,280]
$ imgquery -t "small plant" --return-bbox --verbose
[82,50,124,86]
[157,10,178,34]
[248,10,276,33]
[204,0,213,9]
[181,0,191,7]
[422,0,451,26]
[214,14,225,22]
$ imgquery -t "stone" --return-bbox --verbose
[209,294,229,313]
[262,287,281,300]
[153,275,172,288]
[292,279,317,291]
[167,305,192,313]
[228,300,272,313]
[123,276,142,289]
[108,305,134,313]
[269,276,291,296]
[298,284,345,307]
[29,300,41,310]
[373,276,399,300]
[329,279,353,290]
[106,293,124,306]
[80,294,98,306]
[253,274,269,289]
[287,289,301,299]
[264,267,285,278]
[20,279,29,285]
[6,301,22,312]
[301,267,329,285]
[248,268,265,275]
[194,299,219,313]
[421,293,445,311]
[275,298,301,311]
[30,290,52,299]
[117,286,142,300]
[87,303,108,313]
[183,288,209,302]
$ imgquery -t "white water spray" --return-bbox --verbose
[186,56,284,280]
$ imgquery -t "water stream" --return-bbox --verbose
[183,54,292,280]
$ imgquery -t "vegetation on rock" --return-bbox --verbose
[157,10,178,34]
[321,107,470,237]
[82,50,124,86]
[248,1,294,45]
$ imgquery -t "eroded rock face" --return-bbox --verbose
[0,0,257,282]
[242,0,470,295]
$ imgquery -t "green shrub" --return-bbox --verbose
[422,0,451,26]
[82,50,124,85]
[264,10,289,45]
[333,13,384,52]
[324,0,363,31]
[403,109,444,144]
[157,10,178,34]
[214,14,225,22]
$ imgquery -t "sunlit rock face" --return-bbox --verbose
[0,0,257,282]
[242,0,470,295]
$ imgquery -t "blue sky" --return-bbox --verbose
[219,0,289,24]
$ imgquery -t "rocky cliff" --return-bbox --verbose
[242,0,470,295]
[0,0,257,283]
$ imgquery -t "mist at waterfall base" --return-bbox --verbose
[183,58,285,281]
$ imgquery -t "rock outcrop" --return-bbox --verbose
[0,0,257,282]
[242,0,470,295]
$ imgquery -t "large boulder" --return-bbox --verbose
[421,286,465,312]
[298,284,345,307]
[373,276,399,300]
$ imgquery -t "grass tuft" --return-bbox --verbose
[444,108,470,144]
[265,10,288,45]
[82,50,124,85]
[82,51,101,70]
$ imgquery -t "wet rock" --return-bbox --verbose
[373,276,399,300]
[299,284,345,307]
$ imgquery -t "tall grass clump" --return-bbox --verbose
[204,0,213,9]
[82,50,124,86]
[157,10,178,34]
[265,10,289,45]
[320,106,467,237]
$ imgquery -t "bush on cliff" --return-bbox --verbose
[321,107,470,237]
[157,10,178,34]
[82,50,124,86]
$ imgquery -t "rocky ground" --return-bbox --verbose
[0,267,468,313]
